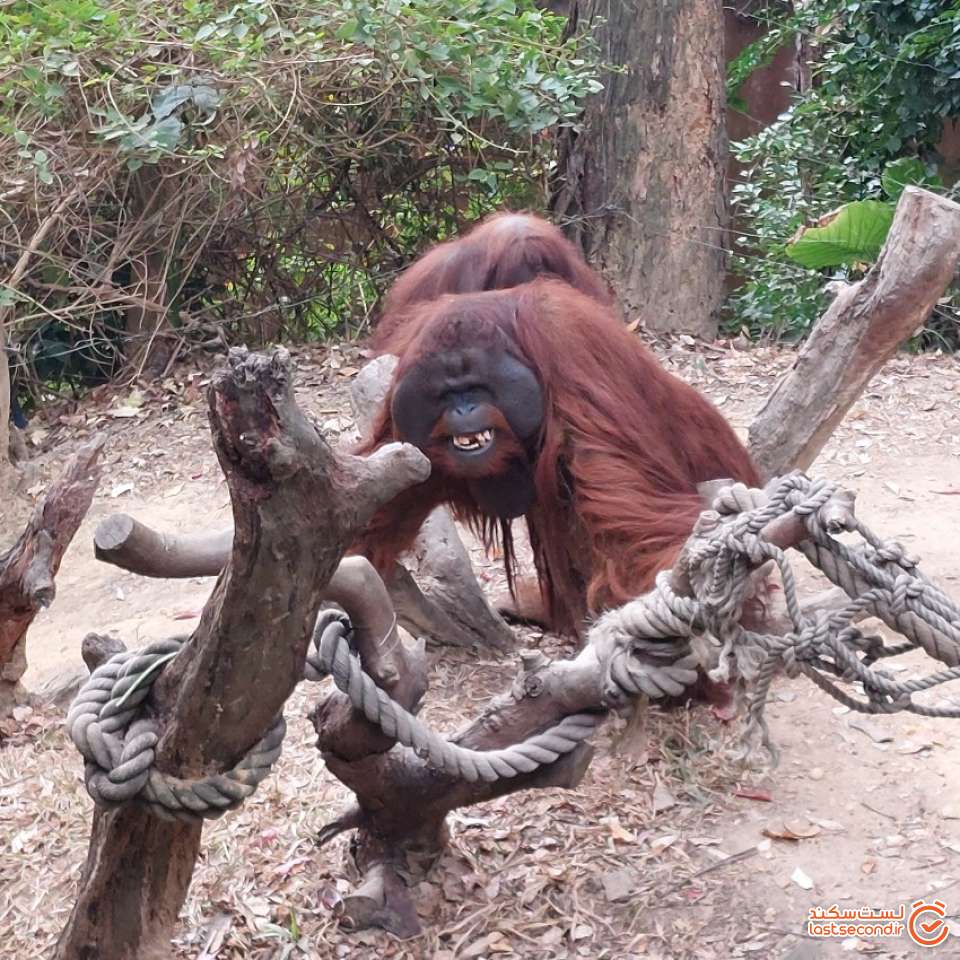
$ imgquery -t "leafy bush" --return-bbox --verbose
[725,0,960,343]
[0,0,600,380]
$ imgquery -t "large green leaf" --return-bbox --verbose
[881,157,943,201]
[785,200,894,269]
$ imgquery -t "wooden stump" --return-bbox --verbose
[0,437,104,715]
[55,348,429,960]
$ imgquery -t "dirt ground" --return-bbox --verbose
[2,339,960,959]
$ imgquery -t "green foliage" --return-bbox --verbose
[725,0,960,342]
[881,156,943,202]
[785,200,894,269]
[0,0,600,370]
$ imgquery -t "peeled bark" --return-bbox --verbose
[552,0,728,338]
[0,437,104,715]
[55,348,429,960]
[748,187,960,479]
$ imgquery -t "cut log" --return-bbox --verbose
[748,187,960,478]
[94,513,232,578]
[350,356,515,651]
[55,348,429,960]
[0,437,104,715]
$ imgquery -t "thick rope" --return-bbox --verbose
[589,472,960,765]
[304,609,601,783]
[68,470,960,814]
[68,620,602,817]
[66,638,285,822]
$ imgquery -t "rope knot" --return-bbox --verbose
[67,639,286,821]
[876,540,917,568]
[890,573,923,614]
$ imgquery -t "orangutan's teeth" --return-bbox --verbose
[452,430,493,451]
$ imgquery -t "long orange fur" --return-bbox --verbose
[355,277,759,636]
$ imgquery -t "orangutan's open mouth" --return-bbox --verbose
[451,429,493,452]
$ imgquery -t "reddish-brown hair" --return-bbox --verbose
[374,210,613,348]
[357,279,760,635]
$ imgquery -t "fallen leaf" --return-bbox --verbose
[762,819,821,842]
[847,716,893,744]
[487,932,512,954]
[603,816,636,843]
[110,482,134,498]
[734,787,773,803]
[790,866,814,890]
[650,834,677,855]
[570,923,594,941]
[653,782,677,813]
[809,817,845,832]
[198,913,232,959]
[318,885,342,912]
[462,935,494,959]
[601,868,638,902]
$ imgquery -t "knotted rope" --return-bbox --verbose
[68,471,960,816]
[66,639,285,822]
[68,617,601,818]
[590,472,960,763]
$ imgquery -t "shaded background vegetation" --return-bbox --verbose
[3,0,960,416]
[1,0,598,400]
[726,0,960,343]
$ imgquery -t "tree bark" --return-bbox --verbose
[55,348,429,960]
[0,437,104,715]
[1,324,9,477]
[122,167,177,380]
[552,0,728,339]
[748,187,960,479]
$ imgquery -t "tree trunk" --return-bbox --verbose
[55,347,429,960]
[0,322,9,477]
[123,167,177,380]
[552,0,728,339]
[748,187,960,479]
[0,437,104,714]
